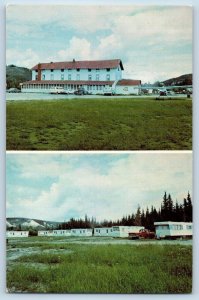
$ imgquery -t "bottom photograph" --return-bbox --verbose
[6,152,192,294]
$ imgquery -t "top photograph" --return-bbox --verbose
[6,5,192,151]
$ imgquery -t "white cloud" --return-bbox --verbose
[58,37,92,61]
[6,5,192,82]
[7,153,192,222]
[6,48,40,68]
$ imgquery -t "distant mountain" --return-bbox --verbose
[6,217,62,231]
[6,65,31,89]
[162,74,192,86]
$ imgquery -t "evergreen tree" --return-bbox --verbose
[134,206,142,226]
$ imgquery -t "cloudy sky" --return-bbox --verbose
[6,5,192,83]
[6,153,192,222]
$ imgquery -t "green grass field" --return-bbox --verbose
[7,238,192,293]
[6,98,192,150]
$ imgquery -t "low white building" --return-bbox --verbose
[38,230,71,237]
[154,221,193,239]
[6,231,29,238]
[94,227,113,237]
[70,228,93,237]
[115,79,141,95]
[111,226,144,238]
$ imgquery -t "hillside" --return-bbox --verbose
[6,65,31,89]
[163,73,192,86]
[6,217,61,230]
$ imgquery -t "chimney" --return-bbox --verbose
[73,58,75,63]
[37,63,41,81]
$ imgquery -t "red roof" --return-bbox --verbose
[31,59,124,71]
[117,79,141,86]
[22,80,114,86]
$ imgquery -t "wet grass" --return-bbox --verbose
[6,98,192,150]
[7,242,192,293]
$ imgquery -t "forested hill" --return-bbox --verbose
[6,65,31,89]
[163,74,192,86]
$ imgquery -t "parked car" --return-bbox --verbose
[74,88,89,95]
[159,90,167,96]
[7,88,21,93]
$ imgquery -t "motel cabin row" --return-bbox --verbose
[21,59,141,95]
[6,222,193,239]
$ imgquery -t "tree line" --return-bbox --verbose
[58,192,192,231]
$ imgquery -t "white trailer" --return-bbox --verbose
[111,226,144,238]
[38,230,71,237]
[94,227,113,237]
[6,231,29,238]
[70,228,92,237]
[154,221,193,239]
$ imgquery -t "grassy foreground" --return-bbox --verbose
[6,98,192,150]
[7,241,192,293]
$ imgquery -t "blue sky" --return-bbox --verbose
[6,153,192,222]
[6,5,192,83]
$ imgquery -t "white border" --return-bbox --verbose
[1,0,199,299]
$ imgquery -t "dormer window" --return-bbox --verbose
[61,69,64,72]
[88,69,91,72]
[77,68,80,72]
[51,69,54,72]
[106,68,110,72]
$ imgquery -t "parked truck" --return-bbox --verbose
[129,229,155,239]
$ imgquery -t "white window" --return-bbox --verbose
[88,75,92,80]
[96,74,99,81]
[42,74,45,80]
[51,74,54,80]
[77,74,80,80]
[68,74,71,80]
[61,74,64,80]
[106,74,110,81]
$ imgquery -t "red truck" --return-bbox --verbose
[129,229,155,239]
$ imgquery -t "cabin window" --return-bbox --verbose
[186,225,192,229]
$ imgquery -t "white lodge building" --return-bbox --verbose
[21,59,141,95]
